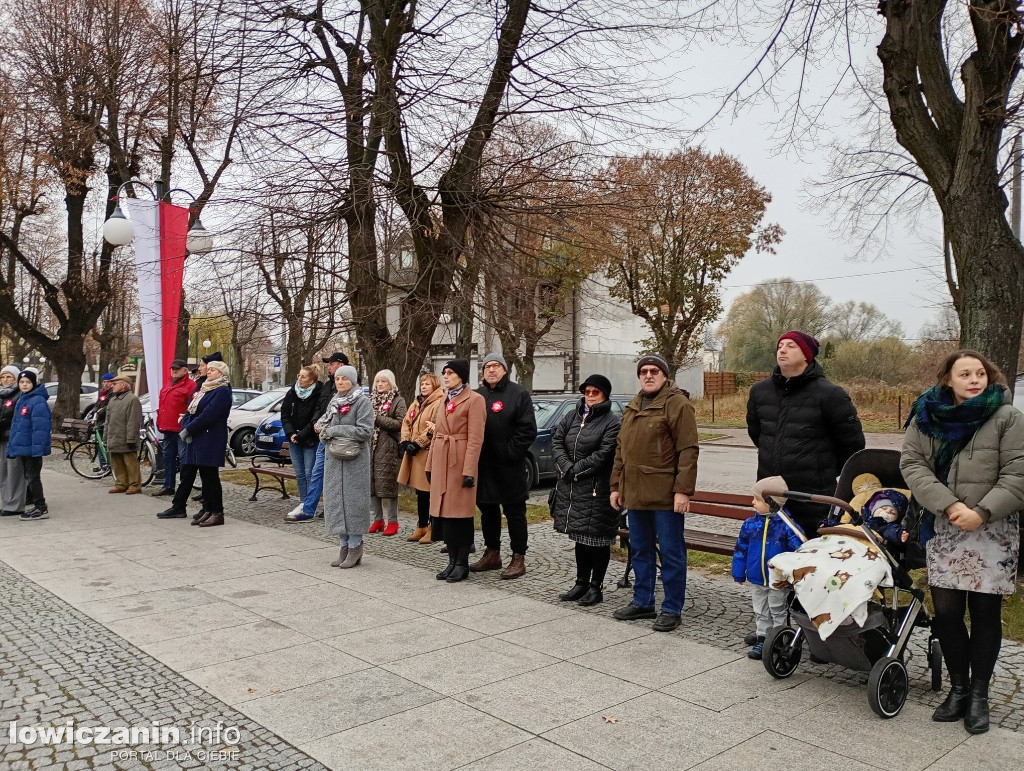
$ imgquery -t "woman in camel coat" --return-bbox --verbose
[398,372,444,543]
[426,359,486,583]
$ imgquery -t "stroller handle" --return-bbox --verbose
[776,490,857,514]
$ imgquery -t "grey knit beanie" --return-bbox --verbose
[482,352,508,371]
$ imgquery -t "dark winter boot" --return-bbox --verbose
[559,583,588,602]
[436,551,457,581]
[964,678,990,734]
[577,584,603,606]
[931,673,970,722]
[446,546,471,583]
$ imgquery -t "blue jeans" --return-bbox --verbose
[628,509,687,616]
[290,444,318,503]
[341,533,364,548]
[160,432,181,491]
[301,443,326,516]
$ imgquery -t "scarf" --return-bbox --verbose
[294,379,316,400]
[187,377,228,414]
[371,387,399,446]
[316,386,362,432]
[905,383,1005,483]
[446,384,465,402]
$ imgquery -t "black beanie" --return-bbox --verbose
[18,369,37,387]
[202,351,223,363]
[442,358,470,385]
[636,354,671,378]
[579,373,612,398]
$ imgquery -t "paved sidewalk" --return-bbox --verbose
[699,427,906,450]
[0,470,1020,770]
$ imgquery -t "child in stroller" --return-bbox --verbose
[757,448,942,720]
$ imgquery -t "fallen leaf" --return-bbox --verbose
[247,688,257,693]
[270,688,280,693]
[602,715,618,724]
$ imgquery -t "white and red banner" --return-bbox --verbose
[123,199,190,417]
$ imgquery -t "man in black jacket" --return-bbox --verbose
[746,330,865,536]
[470,353,538,579]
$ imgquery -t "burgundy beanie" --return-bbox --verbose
[778,331,820,363]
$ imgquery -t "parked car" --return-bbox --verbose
[46,382,100,417]
[527,394,632,487]
[226,387,289,456]
[254,414,288,459]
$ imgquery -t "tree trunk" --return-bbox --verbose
[285,315,304,383]
[176,294,191,361]
[49,341,87,423]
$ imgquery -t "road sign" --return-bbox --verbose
[272,355,281,370]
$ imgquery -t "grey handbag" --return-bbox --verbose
[326,436,361,460]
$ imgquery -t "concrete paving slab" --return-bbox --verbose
[105,599,264,645]
[383,582,513,615]
[542,691,758,770]
[155,554,290,584]
[220,581,368,619]
[661,656,811,711]
[181,641,372,705]
[459,738,608,770]
[776,686,969,771]
[199,568,326,603]
[138,617,313,671]
[435,595,574,635]
[572,633,742,689]
[687,730,882,771]
[300,698,531,770]
[382,636,560,695]
[274,595,423,639]
[456,661,648,734]
[717,676,836,726]
[238,667,443,745]
[323,615,483,664]
[923,726,1023,770]
[497,613,652,659]
[75,585,222,623]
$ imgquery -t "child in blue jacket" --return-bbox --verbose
[7,370,52,520]
[733,476,804,659]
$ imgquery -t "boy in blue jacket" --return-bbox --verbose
[733,476,804,659]
[7,370,52,520]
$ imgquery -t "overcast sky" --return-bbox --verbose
[649,26,948,340]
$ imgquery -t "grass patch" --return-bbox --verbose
[697,432,727,442]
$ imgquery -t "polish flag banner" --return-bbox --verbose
[159,201,189,373]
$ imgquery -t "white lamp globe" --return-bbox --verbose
[102,206,135,246]
[186,220,214,255]
[203,339,212,349]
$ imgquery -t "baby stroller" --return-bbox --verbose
[759,448,942,719]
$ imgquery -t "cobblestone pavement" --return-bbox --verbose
[0,559,328,770]
[197,471,1023,732]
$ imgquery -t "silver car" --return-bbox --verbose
[45,382,100,417]
[226,387,290,456]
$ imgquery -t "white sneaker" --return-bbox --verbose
[284,503,304,520]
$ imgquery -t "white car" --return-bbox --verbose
[45,382,100,417]
[226,387,290,456]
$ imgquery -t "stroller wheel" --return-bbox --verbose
[868,656,908,719]
[762,626,801,679]
[929,639,943,692]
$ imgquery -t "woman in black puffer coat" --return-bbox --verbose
[551,374,621,606]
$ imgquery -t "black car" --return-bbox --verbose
[526,394,632,487]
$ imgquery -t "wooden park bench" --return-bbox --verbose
[52,418,93,458]
[617,490,750,588]
[247,444,296,501]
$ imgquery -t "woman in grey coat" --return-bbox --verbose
[901,349,1024,735]
[0,365,25,515]
[316,365,374,568]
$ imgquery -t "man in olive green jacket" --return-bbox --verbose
[610,354,699,632]
[104,376,143,494]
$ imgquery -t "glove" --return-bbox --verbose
[462,476,475,488]
[179,429,192,444]
[406,442,421,456]
[398,441,410,454]
[425,471,431,483]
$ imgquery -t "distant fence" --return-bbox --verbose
[704,371,771,396]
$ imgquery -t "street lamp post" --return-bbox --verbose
[102,180,214,254]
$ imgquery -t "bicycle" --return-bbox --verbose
[69,417,158,486]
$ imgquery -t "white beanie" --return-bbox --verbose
[1,365,20,380]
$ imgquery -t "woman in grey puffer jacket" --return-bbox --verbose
[901,350,1024,735]
[551,374,620,606]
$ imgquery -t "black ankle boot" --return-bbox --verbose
[932,673,970,722]
[559,582,588,601]
[577,584,603,606]
[436,552,457,580]
[964,678,990,734]
[446,547,471,583]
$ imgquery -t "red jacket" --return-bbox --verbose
[157,375,199,433]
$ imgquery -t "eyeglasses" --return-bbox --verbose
[583,387,603,396]
[638,367,662,377]
[482,363,503,371]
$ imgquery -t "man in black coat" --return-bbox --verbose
[746,330,865,536]
[470,352,538,579]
